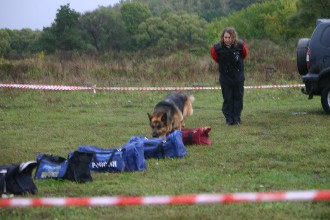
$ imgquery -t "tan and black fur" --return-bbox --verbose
[148,92,195,138]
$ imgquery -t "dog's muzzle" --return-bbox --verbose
[152,132,162,138]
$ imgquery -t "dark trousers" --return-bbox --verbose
[220,80,244,124]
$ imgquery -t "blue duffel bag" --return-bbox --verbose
[77,146,125,172]
[78,141,146,172]
[34,152,93,183]
[128,130,187,159]
[34,154,68,179]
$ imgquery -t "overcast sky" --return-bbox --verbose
[0,0,121,30]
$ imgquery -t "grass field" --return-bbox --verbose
[0,86,329,219]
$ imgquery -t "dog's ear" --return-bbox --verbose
[147,113,152,122]
[161,113,167,124]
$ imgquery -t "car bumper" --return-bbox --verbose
[301,73,320,98]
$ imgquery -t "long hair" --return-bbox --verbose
[220,27,238,47]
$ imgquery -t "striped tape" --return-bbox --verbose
[0,84,304,91]
[0,190,329,207]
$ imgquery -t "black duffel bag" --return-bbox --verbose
[35,151,93,183]
[0,161,38,195]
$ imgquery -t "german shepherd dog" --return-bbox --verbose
[148,92,195,138]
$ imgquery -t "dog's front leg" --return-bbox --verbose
[181,120,185,128]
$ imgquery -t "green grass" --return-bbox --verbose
[0,87,329,219]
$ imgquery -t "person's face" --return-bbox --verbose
[223,32,232,46]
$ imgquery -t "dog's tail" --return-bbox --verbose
[189,94,195,103]
[185,94,195,117]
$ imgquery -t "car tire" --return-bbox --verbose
[321,85,330,114]
[296,38,310,76]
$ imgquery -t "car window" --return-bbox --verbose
[321,26,330,47]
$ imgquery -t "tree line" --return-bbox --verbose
[0,0,328,58]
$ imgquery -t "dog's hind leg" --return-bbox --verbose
[172,111,184,130]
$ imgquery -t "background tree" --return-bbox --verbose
[1,0,322,56]
[80,7,130,52]
[289,0,330,36]
[135,13,207,54]
[39,4,85,52]
[80,7,115,52]
[120,2,152,35]
[166,13,208,51]
[263,0,298,41]
[10,29,40,55]
[0,30,11,57]
[199,0,227,22]
[207,1,286,43]
[135,17,166,50]
[0,29,40,58]
[38,27,57,53]
[134,0,267,21]
[228,0,264,11]
[120,2,152,50]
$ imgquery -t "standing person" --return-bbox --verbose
[210,27,248,126]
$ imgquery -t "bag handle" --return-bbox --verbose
[157,142,165,159]
[67,153,78,183]
[38,154,66,163]
[0,169,7,194]
[106,150,118,166]
[187,132,193,145]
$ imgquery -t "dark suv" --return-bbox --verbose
[296,19,330,114]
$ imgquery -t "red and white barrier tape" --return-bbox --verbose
[0,84,304,91]
[0,190,329,207]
